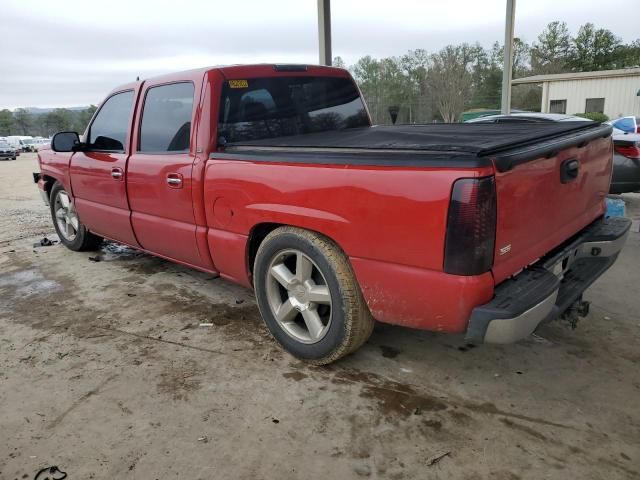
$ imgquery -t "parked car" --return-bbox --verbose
[5,137,26,152]
[21,138,36,152]
[610,133,640,193]
[609,116,640,134]
[34,65,630,364]
[465,112,592,123]
[0,140,17,160]
[467,113,640,194]
[32,138,50,150]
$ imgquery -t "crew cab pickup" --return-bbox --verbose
[35,64,631,364]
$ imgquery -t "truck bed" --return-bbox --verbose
[223,122,612,171]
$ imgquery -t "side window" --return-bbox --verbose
[585,98,604,114]
[139,82,194,153]
[549,99,567,114]
[88,90,134,151]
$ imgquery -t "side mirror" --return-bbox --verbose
[51,131,81,152]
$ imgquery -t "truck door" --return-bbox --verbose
[127,80,213,270]
[70,88,140,246]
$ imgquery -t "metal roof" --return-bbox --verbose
[512,67,640,85]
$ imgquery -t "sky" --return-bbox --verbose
[1,0,638,109]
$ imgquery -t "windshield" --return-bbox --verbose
[22,139,33,144]
[218,76,369,144]
[0,142,10,148]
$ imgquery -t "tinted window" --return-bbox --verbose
[89,90,134,151]
[139,82,194,152]
[218,76,369,143]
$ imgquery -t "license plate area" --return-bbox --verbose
[550,247,580,279]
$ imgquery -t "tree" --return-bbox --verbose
[613,39,640,68]
[13,109,33,135]
[570,23,621,71]
[0,109,13,136]
[332,56,346,69]
[73,105,97,133]
[352,55,414,123]
[43,109,74,136]
[531,21,572,74]
[426,44,474,122]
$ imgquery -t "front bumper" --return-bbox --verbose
[33,172,50,205]
[466,216,631,344]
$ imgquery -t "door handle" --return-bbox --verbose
[166,173,183,188]
[111,167,123,180]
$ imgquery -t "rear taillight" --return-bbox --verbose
[614,143,640,159]
[444,176,497,276]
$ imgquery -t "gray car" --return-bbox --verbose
[466,113,640,194]
[610,132,640,194]
[0,141,17,160]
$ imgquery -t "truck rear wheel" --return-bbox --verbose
[50,182,103,251]
[254,226,374,365]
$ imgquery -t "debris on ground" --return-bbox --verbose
[33,237,57,248]
[199,323,214,327]
[88,256,101,262]
[426,451,451,466]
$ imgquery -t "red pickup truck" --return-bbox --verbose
[35,64,630,364]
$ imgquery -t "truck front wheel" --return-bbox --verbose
[49,182,103,251]
[254,226,374,365]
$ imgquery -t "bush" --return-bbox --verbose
[574,112,609,122]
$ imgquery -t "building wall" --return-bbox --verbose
[542,75,640,118]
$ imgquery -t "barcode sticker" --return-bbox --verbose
[228,80,248,88]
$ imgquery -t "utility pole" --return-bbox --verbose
[501,0,516,114]
[317,0,332,66]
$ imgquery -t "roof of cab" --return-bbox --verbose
[107,64,350,96]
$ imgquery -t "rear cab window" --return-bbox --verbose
[218,76,369,144]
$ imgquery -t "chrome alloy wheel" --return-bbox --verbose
[265,249,333,344]
[54,190,79,241]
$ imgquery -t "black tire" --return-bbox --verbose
[49,182,103,251]
[254,226,374,365]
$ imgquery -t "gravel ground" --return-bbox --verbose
[1,154,639,480]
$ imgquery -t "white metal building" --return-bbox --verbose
[512,68,640,119]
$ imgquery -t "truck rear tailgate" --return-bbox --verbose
[490,129,613,283]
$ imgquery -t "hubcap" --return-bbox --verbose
[54,191,79,241]
[265,249,332,344]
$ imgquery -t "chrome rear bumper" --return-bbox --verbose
[466,217,631,344]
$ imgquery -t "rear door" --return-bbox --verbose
[70,88,140,246]
[491,136,613,283]
[127,80,212,269]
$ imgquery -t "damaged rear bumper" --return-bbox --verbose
[465,216,631,344]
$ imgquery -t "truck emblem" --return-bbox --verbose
[499,244,512,255]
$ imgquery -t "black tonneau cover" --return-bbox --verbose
[219,122,612,171]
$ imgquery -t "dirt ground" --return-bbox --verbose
[1,153,639,480]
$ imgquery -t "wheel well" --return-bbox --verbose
[247,223,283,276]
[42,175,57,198]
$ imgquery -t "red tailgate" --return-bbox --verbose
[491,136,613,283]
